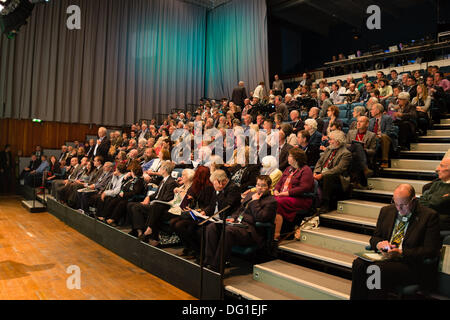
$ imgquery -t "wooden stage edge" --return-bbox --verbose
[18,187,222,300]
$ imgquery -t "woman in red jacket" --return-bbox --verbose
[273,148,314,240]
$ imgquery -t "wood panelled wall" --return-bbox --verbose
[0,118,100,157]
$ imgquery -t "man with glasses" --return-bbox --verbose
[204,175,277,272]
[350,184,441,299]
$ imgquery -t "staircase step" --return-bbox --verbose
[399,150,446,160]
[410,143,450,152]
[389,159,440,171]
[427,130,450,136]
[366,177,430,193]
[253,260,351,300]
[298,227,369,255]
[320,211,377,228]
[278,241,357,269]
[337,199,384,219]
[433,124,450,129]
[441,119,450,125]
[418,136,450,143]
[224,274,303,300]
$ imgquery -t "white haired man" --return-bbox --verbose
[313,130,352,213]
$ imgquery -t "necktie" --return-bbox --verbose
[373,118,379,134]
[391,219,407,247]
[155,179,166,199]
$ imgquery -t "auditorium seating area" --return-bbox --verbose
[11,59,450,300]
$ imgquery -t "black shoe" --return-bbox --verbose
[318,206,330,214]
[128,230,138,237]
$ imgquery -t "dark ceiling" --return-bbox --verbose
[267,0,437,36]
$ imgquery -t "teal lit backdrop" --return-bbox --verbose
[0,0,268,125]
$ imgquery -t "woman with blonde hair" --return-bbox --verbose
[411,84,431,135]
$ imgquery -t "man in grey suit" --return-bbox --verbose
[369,103,397,168]
[314,130,352,213]
[346,116,377,189]
[52,157,86,199]
[76,161,114,211]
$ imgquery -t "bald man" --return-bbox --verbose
[351,184,441,300]
[420,157,450,231]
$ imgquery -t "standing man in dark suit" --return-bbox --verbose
[93,127,111,161]
[128,161,178,244]
[0,144,13,193]
[231,81,248,108]
[351,184,441,300]
[204,175,277,271]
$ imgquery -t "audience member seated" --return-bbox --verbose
[127,161,177,242]
[369,103,396,168]
[411,84,432,136]
[76,162,114,212]
[204,175,277,272]
[24,155,50,187]
[314,130,352,214]
[52,157,85,199]
[276,131,294,172]
[173,170,241,259]
[227,147,260,193]
[89,163,128,216]
[392,92,417,151]
[346,116,376,189]
[273,148,314,240]
[349,106,367,130]
[170,166,215,258]
[345,83,360,103]
[378,78,393,106]
[62,159,98,207]
[290,110,304,135]
[297,130,320,168]
[304,119,322,147]
[322,105,343,137]
[139,166,194,246]
[19,154,41,181]
[319,91,333,118]
[244,156,282,196]
[96,163,145,226]
[351,184,441,300]
[45,156,62,189]
[419,157,450,231]
[308,107,324,133]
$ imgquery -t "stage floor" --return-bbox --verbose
[0,196,196,300]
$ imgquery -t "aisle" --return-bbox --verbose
[0,196,195,300]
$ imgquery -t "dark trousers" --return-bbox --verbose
[25,172,43,187]
[77,191,100,212]
[204,223,255,269]
[394,119,416,148]
[320,173,344,210]
[347,143,368,186]
[128,202,152,231]
[171,217,202,252]
[350,257,419,300]
[0,167,13,193]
